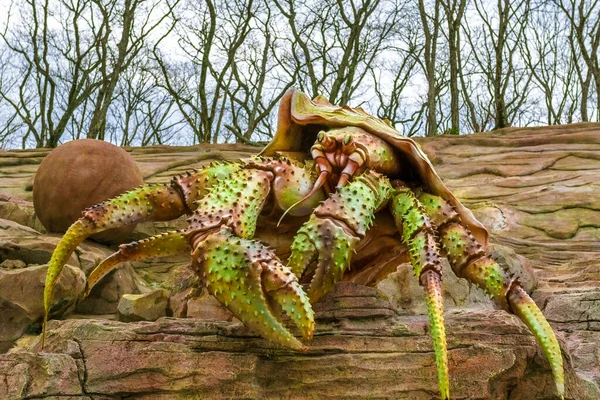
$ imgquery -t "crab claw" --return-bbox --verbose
[288,214,360,303]
[193,227,314,350]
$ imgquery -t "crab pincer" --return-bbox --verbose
[194,227,314,350]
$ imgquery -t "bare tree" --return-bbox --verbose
[462,0,534,131]
[1,0,598,148]
[371,41,422,135]
[273,0,401,105]
[0,0,175,147]
[370,7,424,136]
[417,0,442,136]
[219,7,295,144]
[0,0,104,147]
[153,0,264,143]
[86,0,177,140]
[520,4,579,124]
[554,0,600,121]
[105,54,181,146]
[440,0,466,134]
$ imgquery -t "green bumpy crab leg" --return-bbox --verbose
[289,171,393,303]
[84,230,190,297]
[43,183,187,346]
[188,163,317,349]
[42,163,238,347]
[418,191,564,399]
[390,185,450,400]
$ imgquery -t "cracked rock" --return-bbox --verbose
[0,263,85,352]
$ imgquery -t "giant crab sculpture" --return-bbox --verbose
[42,89,564,399]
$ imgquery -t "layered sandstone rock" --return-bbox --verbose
[0,124,599,398]
[7,284,594,400]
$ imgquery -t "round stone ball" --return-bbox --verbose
[33,139,144,244]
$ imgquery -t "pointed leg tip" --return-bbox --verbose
[441,387,450,400]
[297,320,314,341]
[298,320,315,341]
[508,286,564,400]
[306,323,315,340]
[556,382,564,399]
[283,335,306,351]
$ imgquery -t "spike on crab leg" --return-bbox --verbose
[288,172,391,303]
[439,226,564,398]
[263,267,315,341]
[85,230,191,297]
[195,228,314,350]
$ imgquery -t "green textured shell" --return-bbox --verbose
[261,88,489,248]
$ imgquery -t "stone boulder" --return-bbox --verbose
[0,123,600,397]
[0,216,144,347]
[377,243,537,315]
[118,288,169,322]
[33,139,143,244]
[0,194,44,232]
[0,263,85,352]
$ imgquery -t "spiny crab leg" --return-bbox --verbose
[42,183,189,347]
[185,159,322,349]
[42,162,240,346]
[289,171,392,303]
[418,191,565,399]
[84,230,190,297]
[390,185,450,400]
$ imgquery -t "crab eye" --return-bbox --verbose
[317,131,325,142]
[343,133,352,145]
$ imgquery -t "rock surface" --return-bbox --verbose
[0,124,599,398]
[8,284,593,400]
[0,262,85,352]
[118,288,169,322]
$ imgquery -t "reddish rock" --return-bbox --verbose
[0,124,600,397]
[186,290,235,321]
[33,139,143,244]
[24,284,596,400]
[0,263,85,351]
[0,352,83,399]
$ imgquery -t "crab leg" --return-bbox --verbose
[43,183,187,345]
[85,230,190,297]
[42,163,238,346]
[288,171,393,303]
[186,159,323,348]
[390,185,450,400]
[418,191,564,399]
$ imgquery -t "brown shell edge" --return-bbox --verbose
[261,88,489,250]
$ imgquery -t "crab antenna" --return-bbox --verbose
[277,170,329,226]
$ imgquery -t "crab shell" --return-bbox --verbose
[261,88,489,249]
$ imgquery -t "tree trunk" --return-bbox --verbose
[88,0,136,140]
